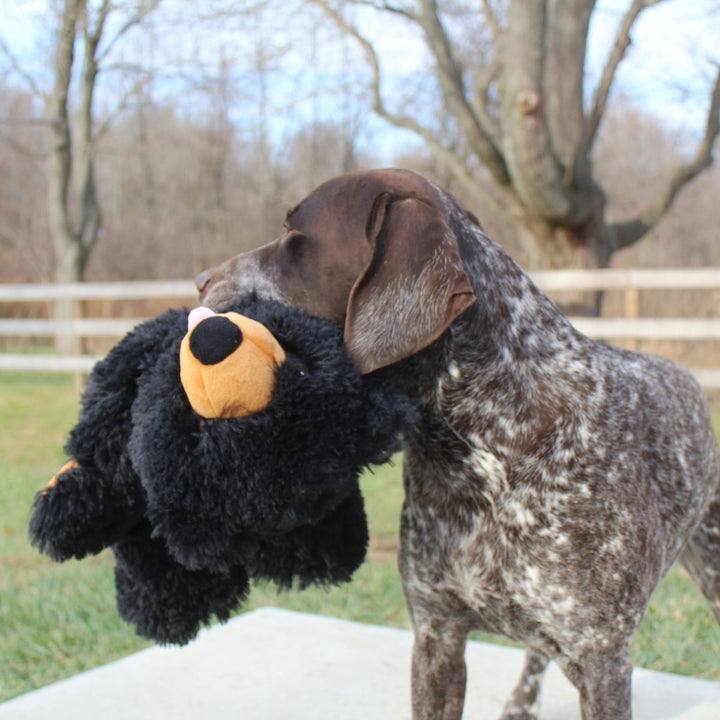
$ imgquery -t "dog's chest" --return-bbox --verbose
[400,351,634,640]
[400,431,631,651]
[402,434,563,590]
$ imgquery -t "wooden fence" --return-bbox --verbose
[1,270,719,386]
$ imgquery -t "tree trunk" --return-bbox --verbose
[48,0,82,353]
[52,233,84,355]
[511,195,610,315]
[47,0,104,352]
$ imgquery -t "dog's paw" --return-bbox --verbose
[498,696,541,720]
[498,710,539,720]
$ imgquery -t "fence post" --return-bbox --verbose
[624,286,640,351]
[73,297,84,391]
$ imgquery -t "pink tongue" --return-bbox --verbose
[187,306,216,331]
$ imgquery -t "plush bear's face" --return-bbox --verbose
[179,307,287,419]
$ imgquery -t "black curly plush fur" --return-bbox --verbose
[113,523,251,646]
[29,296,415,645]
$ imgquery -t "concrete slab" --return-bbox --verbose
[2,608,719,719]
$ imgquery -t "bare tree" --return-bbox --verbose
[44,0,158,347]
[47,0,158,279]
[309,0,720,309]
[48,0,100,290]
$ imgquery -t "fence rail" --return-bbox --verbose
[1,271,719,386]
[0,318,144,336]
[0,280,196,301]
[531,267,720,290]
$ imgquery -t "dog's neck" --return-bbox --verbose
[458,229,580,360]
[381,212,594,463]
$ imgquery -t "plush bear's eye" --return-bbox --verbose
[285,355,309,379]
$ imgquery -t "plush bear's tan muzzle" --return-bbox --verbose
[179,309,286,419]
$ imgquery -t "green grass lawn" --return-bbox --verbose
[1,372,718,703]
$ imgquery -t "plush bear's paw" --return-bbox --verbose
[29,459,140,561]
[247,487,369,589]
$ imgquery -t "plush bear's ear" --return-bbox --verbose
[180,309,286,418]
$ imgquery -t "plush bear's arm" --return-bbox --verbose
[29,460,140,561]
[30,310,189,561]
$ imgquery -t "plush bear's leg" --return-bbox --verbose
[248,486,369,589]
[114,524,250,645]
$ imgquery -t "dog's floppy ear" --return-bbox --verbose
[344,193,476,374]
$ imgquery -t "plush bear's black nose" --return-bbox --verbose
[189,316,244,365]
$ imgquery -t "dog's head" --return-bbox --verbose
[196,168,476,374]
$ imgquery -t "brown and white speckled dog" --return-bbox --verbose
[195,168,720,720]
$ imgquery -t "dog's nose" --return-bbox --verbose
[195,270,213,295]
[189,316,243,366]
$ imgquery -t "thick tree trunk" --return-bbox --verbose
[511,198,610,315]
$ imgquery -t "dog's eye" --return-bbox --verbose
[282,231,306,255]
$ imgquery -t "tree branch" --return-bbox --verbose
[416,0,509,184]
[93,73,153,141]
[0,35,46,99]
[0,129,48,160]
[309,0,488,187]
[48,0,81,255]
[610,65,720,251]
[308,1,423,130]
[471,53,502,140]
[583,0,663,153]
[544,0,593,176]
[481,0,502,41]
[313,0,509,184]
[75,0,111,255]
[349,0,416,19]
[500,0,591,223]
[97,0,162,64]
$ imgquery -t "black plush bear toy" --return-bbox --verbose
[29,296,414,645]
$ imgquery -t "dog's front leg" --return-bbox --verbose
[561,646,632,720]
[410,617,469,720]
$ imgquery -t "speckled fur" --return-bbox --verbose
[197,170,720,720]
[394,187,720,720]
